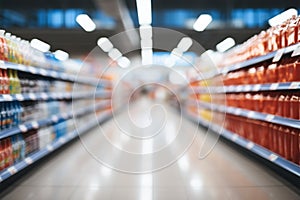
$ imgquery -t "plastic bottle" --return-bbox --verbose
[8,69,15,94]
[3,69,10,94]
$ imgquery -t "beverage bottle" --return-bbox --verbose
[0,69,4,94]
[8,69,15,94]
[0,30,5,61]
[0,140,4,171]
[4,32,12,62]
[14,70,21,93]
[3,69,10,94]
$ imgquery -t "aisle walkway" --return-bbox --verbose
[2,98,299,200]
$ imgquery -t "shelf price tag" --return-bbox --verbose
[41,93,48,100]
[15,94,24,101]
[39,69,47,76]
[28,93,36,100]
[246,142,254,150]
[244,85,252,92]
[3,95,13,101]
[272,49,284,62]
[268,154,278,162]
[234,108,242,115]
[291,45,300,57]
[28,67,38,74]
[265,114,275,122]
[19,124,28,133]
[231,134,238,141]
[25,157,33,165]
[253,84,261,91]
[31,121,39,129]
[51,115,59,123]
[7,166,17,175]
[270,83,279,90]
[59,137,66,144]
[289,82,300,89]
[47,145,54,151]
[0,61,6,69]
[50,71,58,78]
[17,64,25,71]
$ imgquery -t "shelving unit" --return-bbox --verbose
[0,61,111,87]
[0,91,111,102]
[187,100,300,129]
[190,81,300,94]
[184,24,300,178]
[0,110,112,182]
[185,111,300,177]
[198,42,300,80]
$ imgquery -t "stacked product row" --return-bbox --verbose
[186,16,300,174]
[222,15,300,67]
[0,30,113,179]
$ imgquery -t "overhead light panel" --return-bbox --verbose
[136,0,152,25]
[193,14,212,32]
[216,37,235,52]
[30,38,50,52]
[76,14,96,32]
[268,8,298,27]
[54,50,69,61]
[97,37,113,52]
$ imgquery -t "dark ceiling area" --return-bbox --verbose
[1,0,299,55]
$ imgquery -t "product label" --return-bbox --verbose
[289,82,300,89]
[270,83,279,90]
[246,142,254,150]
[272,49,284,62]
[24,157,33,164]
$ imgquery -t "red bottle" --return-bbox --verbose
[2,69,9,94]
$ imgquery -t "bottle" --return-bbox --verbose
[14,70,21,93]
[3,69,10,94]
[0,69,3,94]
[8,69,15,94]
[0,140,4,171]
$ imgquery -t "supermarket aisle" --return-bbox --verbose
[1,98,299,200]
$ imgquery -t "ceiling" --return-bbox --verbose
[1,0,299,55]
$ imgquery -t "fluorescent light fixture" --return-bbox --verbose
[54,50,69,61]
[141,38,153,49]
[177,37,193,52]
[117,56,131,68]
[139,25,152,39]
[136,0,152,25]
[216,37,235,52]
[108,48,122,61]
[97,37,113,52]
[268,8,298,27]
[193,14,212,32]
[142,49,153,65]
[30,38,50,52]
[76,14,96,32]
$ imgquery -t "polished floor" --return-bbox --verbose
[1,98,299,200]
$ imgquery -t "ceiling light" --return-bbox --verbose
[30,38,50,52]
[136,0,152,25]
[117,56,131,68]
[177,37,193,52]
[76,14,96,32]
[54,50,69,61]
[268,8,298,27]
[216,37,235,52]
[97,37,113,52]
[193,14,212,32]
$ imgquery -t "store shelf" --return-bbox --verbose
[0,110,112,183]
[0,100,111,140]
[0,61,111,87]
[188,100,300,129]
[185,111,300,177]
[0,91,112,102]
[221,43,300,74]
[200,43,300,80]
[190,81,300,94]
